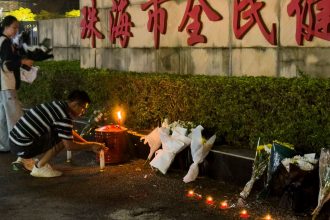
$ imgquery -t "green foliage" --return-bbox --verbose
[18,61,330,153]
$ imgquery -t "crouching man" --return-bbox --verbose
[9,90,106,178]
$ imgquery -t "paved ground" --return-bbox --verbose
[0,151,328,220]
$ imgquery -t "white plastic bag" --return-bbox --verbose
[20,66,38,83]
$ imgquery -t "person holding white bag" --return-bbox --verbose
[0,15,34,152]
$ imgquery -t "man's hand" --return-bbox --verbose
[21,58,33,67]
[63,139,107,152]
[91,142,107,153]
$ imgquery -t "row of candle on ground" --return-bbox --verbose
[186,190,272,220]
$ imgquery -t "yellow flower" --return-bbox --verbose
[257,144,272,153]
[257,145,265,152]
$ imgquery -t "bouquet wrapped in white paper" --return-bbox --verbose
[149,126,191,174]
[312,148,330,219]
[141,119,193,163]
[183,125,216,183]
[140,127,162,161]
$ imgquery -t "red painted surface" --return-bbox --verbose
[233,0,277,45]
[109,0,134,48]
[141,0,170,49]
[80,0,329,47]
[178,0,222,46]
[288,0,330,45]
[80,0,105,48]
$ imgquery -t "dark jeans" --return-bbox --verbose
[10,130,61,159]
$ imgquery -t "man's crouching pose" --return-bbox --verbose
[9,90,106,177]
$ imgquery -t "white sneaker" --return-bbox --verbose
[30,164,62,178]
[12,157,38,171]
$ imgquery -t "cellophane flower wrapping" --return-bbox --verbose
[265,141,296,190]
[80,110,111,137]
[312,148,330,219]
[183,125,216,183]
[239,144,272,200]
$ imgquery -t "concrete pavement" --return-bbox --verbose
[0,150,326,220]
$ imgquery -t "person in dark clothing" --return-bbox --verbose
[10,90,106,178]
[0,15,34,152]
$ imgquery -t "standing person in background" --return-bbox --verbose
[0,15,34,152]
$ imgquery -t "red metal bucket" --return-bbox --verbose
[95,125,129,164]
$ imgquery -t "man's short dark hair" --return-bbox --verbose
[67,90,91,104]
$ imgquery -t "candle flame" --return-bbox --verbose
[117,111,122,120]
[220,201,228,209]
[239,209,250,218]
[264,214,272,220]
[187,190,194,197]
[206,196,214,204]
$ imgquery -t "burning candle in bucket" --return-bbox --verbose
[117,111,122,126]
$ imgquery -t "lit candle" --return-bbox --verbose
[206,196,214,205]
[264,214,272,220]
[220,201,228,210]
[117,111,122,126]
[187,190,194,197]
[99,149,105,172]
[66,150,72,163]
[240,209,250,219]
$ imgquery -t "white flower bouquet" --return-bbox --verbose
[141,119,195,162]
[281,154,318,173]
[183,125,216,183]
[149,126,191,174]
